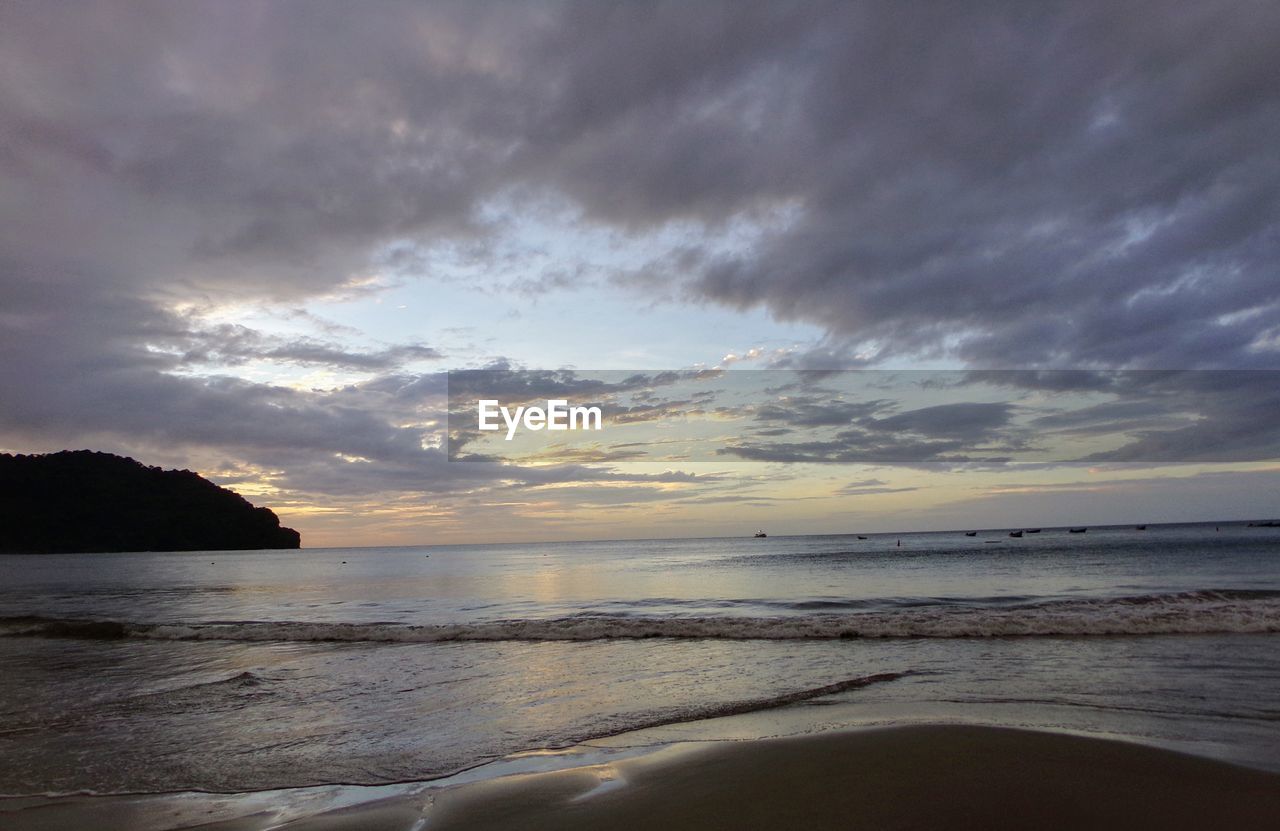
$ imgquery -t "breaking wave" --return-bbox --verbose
[3,590,1278,643]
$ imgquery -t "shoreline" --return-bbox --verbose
[6,723,1280,830]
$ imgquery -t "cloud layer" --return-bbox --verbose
[3,2,1278,540]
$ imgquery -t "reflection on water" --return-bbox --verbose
[0,523,1278,794]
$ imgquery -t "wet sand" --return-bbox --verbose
[423,725,1280,831]
[5,725,1279,830]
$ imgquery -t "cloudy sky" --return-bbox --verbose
[2,1,1278,545]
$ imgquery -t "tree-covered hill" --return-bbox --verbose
[0,450,300,553]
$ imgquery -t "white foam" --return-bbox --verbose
[5,590,1278,643]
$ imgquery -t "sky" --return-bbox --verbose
[1,1,1279,545]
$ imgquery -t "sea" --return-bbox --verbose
[1,521,1279,799]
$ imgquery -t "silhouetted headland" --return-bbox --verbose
[0,450,300,553]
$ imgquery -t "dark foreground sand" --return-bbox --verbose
[422,725,1280,831]
[5,725,1280,830]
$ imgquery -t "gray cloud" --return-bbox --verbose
[672,4,1280,369]
[719,434,1009,465]
[3,2,1278,533]
[835,478,919,496]
[173,324,443,370]
[446,369,1280,466]
[5,2,1277,370]
[936,467,1280,528]
[446,368,713,404]
[754,398,889,427]
[863,402,1015,440]
[975,370,1280,462]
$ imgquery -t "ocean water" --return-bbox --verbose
[1,522,1279,797]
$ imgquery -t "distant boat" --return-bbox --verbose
[1026,528,1041,534]
[754,530,767,538]
[1135,525,1147,531]
[857,535,867,540]
[1009,530,1023,538]
[1069,527,1087,533]
[1247,521,1280,528]
[964,531,977,536]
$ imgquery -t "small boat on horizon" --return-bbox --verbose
[1026,528,1041,533]
[1135,525,1147,530]
[1009,530,1023,538]
[1069,527,1088,533]
[857,535,868,540]
[964,531,977,536]
[754,530,767,538]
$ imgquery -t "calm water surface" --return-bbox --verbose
[1,522,1278,794]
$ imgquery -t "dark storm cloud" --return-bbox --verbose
[6,2,1277,366]
[670,4,1280,369]
[3,1,1279,515]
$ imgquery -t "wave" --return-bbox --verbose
[149,670,268,693]
[3,590,1279,643]
[597,671,911,733]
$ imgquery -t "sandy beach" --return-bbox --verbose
[6,724,1279,830]
[424,725,1280,831]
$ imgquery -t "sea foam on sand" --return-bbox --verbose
[5,725,1279,830]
